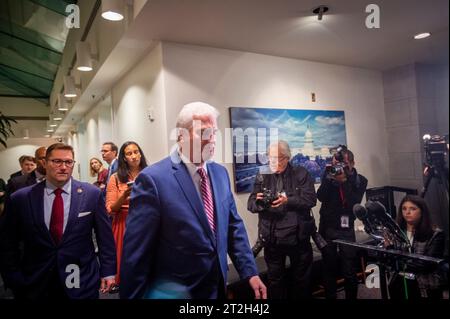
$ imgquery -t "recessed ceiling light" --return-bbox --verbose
[414,32,431,39]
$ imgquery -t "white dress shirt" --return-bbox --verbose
[179,152,212,199]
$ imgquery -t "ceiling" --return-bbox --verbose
[132,0,449,70]
[0,0,76,104]
[0,0,448,140]
[1,0,449,104]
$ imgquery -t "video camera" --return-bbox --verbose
[423,134,448,167]
[326,144,348,176]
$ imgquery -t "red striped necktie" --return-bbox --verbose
[197,167,216,233]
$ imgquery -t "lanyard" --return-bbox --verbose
[339,185,347,208]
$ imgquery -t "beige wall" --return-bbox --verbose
[161,42,388,242]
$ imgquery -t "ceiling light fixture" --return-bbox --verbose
[101,0,125,21]
[51,111,64,122]
[414,32,431,40]
[58,93,71,111]
[64,75,79,98]
[76,41,97,71]
[312,5,329,21]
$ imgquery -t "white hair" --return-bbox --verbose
[176,102,220,130]
[268,140,291,159]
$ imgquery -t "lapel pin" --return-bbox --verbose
[77,188,83,194]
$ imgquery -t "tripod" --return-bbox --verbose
[421,161,449,198]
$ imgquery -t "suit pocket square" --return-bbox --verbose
[78,211,92,217]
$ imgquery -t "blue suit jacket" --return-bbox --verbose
[120,153,258,299]
[0,179,116,299]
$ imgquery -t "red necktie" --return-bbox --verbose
[197,168,216,233]
[50,188,64,244]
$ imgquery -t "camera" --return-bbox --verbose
[325,162,346,176]
[252,235,266,257]
[326,144,349,177]
[423,134,448,166]
[258,188,279,209]
[330,144,348,162]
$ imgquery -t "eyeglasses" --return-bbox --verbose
[48,159,76,167]
[268,156,288,162]
[193,128,218,137]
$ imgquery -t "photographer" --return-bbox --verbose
[317,146,367,299]
[248,140,317,299]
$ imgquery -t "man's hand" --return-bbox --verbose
[271,194,287,208]
[99,277,116,293]
[332,172,347,184]
[248,275,267,299]
[256,193,264,200]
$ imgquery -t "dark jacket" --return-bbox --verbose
[0,179,116,299]
[248,163,317,246]
[6,170,38,196]
[9,170,22,180]
[317,168,367,240]
[408,229,446,296]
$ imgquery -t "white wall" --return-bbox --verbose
[71,95,114,183]
[69,43,168,184]
[111,43,168,163]
[161,42,388,242]
[70,42,390,244]
[435,65,449,136]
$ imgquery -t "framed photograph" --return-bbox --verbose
[229,107,347,193]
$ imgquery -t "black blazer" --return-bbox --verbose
[9,170,22,181]
[6,171,38,196]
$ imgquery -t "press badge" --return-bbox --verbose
[340,215,350,228]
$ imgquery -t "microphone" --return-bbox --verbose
[353,204,368,221]
[365,201,400,235]
[356,200,410,247]
[353,203,376,237]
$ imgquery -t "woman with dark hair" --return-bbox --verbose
[388,195,446,299]
[106,141,148,289]
[89,157,108,189]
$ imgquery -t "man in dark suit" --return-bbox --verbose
[101,142,118,186]
[0,143,116,299]
[9,155,36,180]
[7,147,46,195]
[121,102,266,299]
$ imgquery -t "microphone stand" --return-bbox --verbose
[333,239,444,299]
